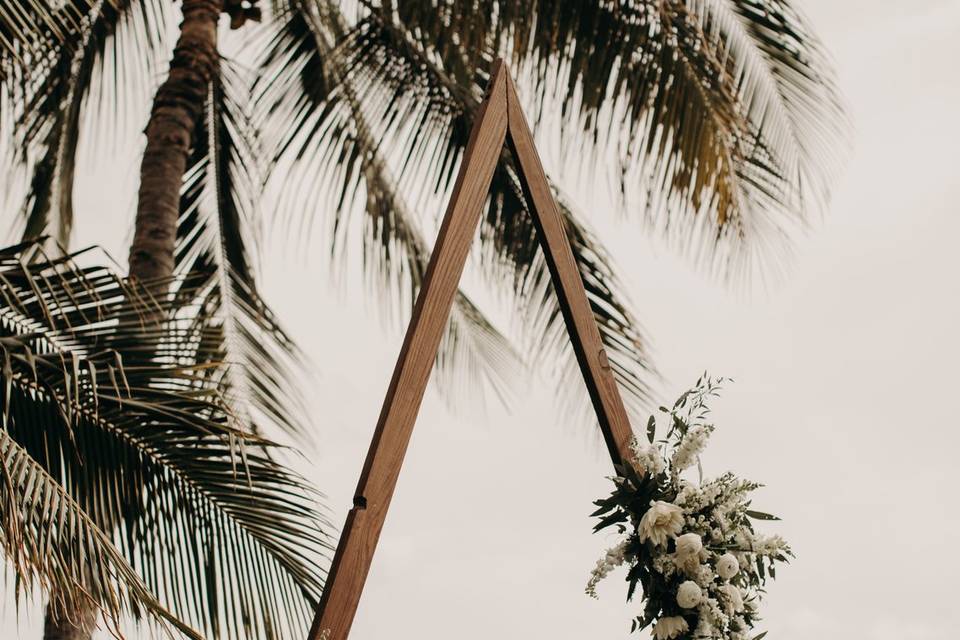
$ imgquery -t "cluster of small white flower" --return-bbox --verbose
[748,533,790,556]
[641,526,750,638]
[688,551,750,639]
[630,436,666,477]
[586,381,791,640]
[586,540,629,598]
[590,481,787,639]
[670,425,712,472]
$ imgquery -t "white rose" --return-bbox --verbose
[716,552,740,580]
[653,616,689,640]
[676,580,703,609]
[639,501,684,547]
[719,584,745,613]
[675,532,703,558]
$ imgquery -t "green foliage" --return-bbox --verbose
[1,1,845,635]
[0,241,331,638]
[1,0,847,420]
[589,378,793,638]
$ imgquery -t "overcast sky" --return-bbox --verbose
[4,1,960,638]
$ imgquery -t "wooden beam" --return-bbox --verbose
[308,60,637,640]
[503,73,634,467]
[308,61,510,640]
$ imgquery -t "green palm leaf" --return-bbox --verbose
[256,1,522,405]
[3,0,170,247]
[262,3,656,415]
[0,427,203,640]
[0,240,331,639]
[175,56,318,441]
[382,0,847,277]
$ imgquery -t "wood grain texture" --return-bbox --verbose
[503,73,635,467]
[307,61,510,640]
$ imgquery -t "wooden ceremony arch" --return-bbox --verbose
[309,60,636,640]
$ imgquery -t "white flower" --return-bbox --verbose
[585,540,628,597]
[691,563,714,587]
[630,437,666,477]
[699,596,725,630]
[716,553,740,580]
[675,481,699,510]
[675,533,703,559]
[676,580,703,609]
[693,611,715,638]
[671,425,711,471]
[639,501,684,547]
[751,534,789,556]
[652,554,679,577]
[719,584,744,613]
[653,616,689,640]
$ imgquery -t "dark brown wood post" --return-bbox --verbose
[503,72,635,466]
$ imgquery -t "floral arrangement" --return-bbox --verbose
[587,377,791,640]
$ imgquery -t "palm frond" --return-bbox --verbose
[255,1,522,405]
[273,5,656,413]
[174,57,317,441]
[485,160,656,418]
[718,0,848,205]
[0,427,203,640]
[363,0,847,278]
[0,240,331,639]
[10,4,98,247]
[0,1,95,65]
[2,0,170,247]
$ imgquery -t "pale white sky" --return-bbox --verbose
[4,1,960,638]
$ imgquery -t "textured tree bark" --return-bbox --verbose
[42,604,97,640]
[43,3,224,640]
[128,0,223,284]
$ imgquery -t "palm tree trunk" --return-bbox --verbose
[42,605,96,640]
[128,0,222,283]
[43,2,223,639]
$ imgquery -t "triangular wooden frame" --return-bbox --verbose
[309,60,635,640]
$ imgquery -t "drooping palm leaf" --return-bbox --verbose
[2,0,170,247]
[0,426,203,640]
[174,56,318,440]
[256,1,522,405]
[0,1,95,64]
[261,3,656,416]
[382,0,847,277]
[0,240,331,639]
